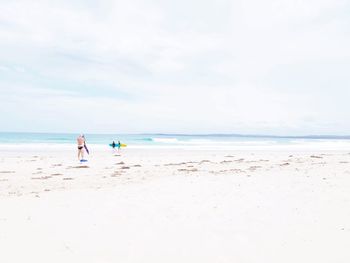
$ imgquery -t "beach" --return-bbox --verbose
[2,0,349,261]
[1,146,350,263]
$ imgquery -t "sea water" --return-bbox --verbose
[1,132,350,151]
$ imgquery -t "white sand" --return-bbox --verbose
[1,147,350,262]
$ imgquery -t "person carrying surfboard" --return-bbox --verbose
[82,135,89,155]
[77,134,85,161]
[77,134,89,162]
[109,141,127,150]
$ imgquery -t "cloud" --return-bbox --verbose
[0,0,349,134]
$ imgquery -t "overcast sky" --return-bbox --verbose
[0,0,349,135]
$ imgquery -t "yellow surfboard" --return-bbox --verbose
[109,143,127,148]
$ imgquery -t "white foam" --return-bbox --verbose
[1,139,350,152]
[151,138,179,143]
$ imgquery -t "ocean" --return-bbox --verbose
[1,132,350,151]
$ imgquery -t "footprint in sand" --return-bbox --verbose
[230,169,245,173]
[67,166,89,169]
[280,162,290,166]
[178,168,198,172]
[164,162,186,166]
[8,191,20,196]
[51,173,63,176]
[110,173,121,177]
[215,169,245,174]
[220,160,233,164]
[248,166,262,171]
[31,176,52,180]
[311,162,326,165]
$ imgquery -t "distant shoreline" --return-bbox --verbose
[1,131,350,140]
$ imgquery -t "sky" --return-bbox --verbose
[0,0,349,135]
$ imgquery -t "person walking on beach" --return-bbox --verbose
[111,140,117,153]
[117,140,121,152]
[77,134,85,161]
[82,135,89,155]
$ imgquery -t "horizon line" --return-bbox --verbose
[1,131,350,139]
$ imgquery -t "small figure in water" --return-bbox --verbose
[117,140,121,152]
[111,140,116,149]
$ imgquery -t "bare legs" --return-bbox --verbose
[78,148,84,160]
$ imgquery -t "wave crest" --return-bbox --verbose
[152,138,179,143]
